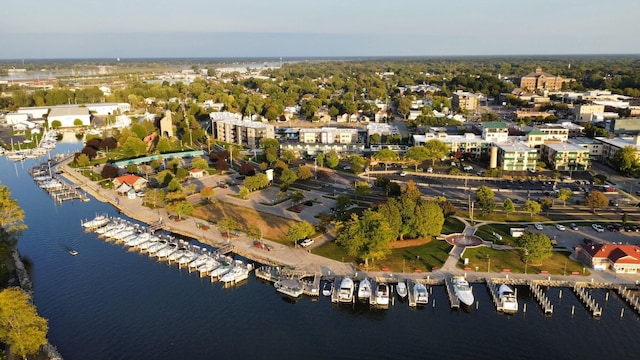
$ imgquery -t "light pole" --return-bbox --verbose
[524,250,529,274]
[314,157,317,180]
[487,256,491,273]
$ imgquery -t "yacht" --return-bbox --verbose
[220,261,253,284]
[209,261,233,279]
[275,279,304,298]
[338,277,355,303]
[357,278,372,302]
[375,283,390,307]
[396,281,408,299]
[452,276,474,307]
[167,246,187,262]
[498,284,518,314]
[413,282,429,306]
[82,215,109,229]
[197,258,221,277]
[156,242,178,260]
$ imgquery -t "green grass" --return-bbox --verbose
[460,247,589,275]
[441,217,465,234]
[474,223,520,245]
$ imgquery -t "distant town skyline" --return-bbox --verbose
[2,0,640,59]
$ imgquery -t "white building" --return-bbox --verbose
[48,107,91,128]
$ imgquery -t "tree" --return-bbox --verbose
[540,197,554,215]
[285,221,315,245]
[335,210,394,267]
[584,190,608,213]
[326,150,340,169]
[396,97,411,119]
[167,178,182,193]
[513,231,553,264]
[291,190,305,205]
[51,120,62,129]
[246,225,262,241]
[74,153,90,167]
[424,139,449,165]
[557,188,572,207]
[243,173,270,191]
[402,180,421,200]
[355,182,371,197]
[0,287,48,359]
[199,186,215,203]
[404,146,430,171]
[281,149,297,163]
[522,200,541,219]
[101,164,119,179]
[612,146,640,176]
[280,169,298,185]
[121,136,147,157]
[260,138,280,163]
[335,195,352,212]
[475,186,496,216]
[238,187,250,199]
[126,164,139,174]
[238,162,256,176]
[217,217,238,240]
[373,149,398,170]
[503,198,515,219]
[415,200,445,238]
[191,157,209,170]
[348,155,368,174]
[297,165,313,180]
[315,153,325,168]
[144,188,165,208]
[166,200,194,220]
[0,186,27,250]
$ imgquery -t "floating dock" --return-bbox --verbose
[486,279,503,312]
[444,276,460,309]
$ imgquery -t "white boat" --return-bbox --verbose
[375,283,390,307]
[220,261,253,284]
[157,242,178,259]
[82,215,110,229]
[147,240,168,256]
[322,281,332,297]
[197,258,221,277]
[127,233,151,247]
[414,282,429,305]
[357,278,372,301]
[209,261,233,279]
[498,284,518,314]
[452,276,474,306]
[177,251,198,266]
[275,279,304,298]
[338,277,355,303]
[138,237,159,251]
[188,253,210,270]
[167,246,187,262]
[69,249,78,256]
[396,281,408,299]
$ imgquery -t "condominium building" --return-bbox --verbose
[210,118,275,148]
[452,90,478,112]
[481,122,509,143]
[540,142,590,171]
[495,142,538,171]
[594,135,640,163]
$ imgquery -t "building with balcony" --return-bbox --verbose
[210,117,275,148]
[540,142,590,171]
[452,90,478,112]
[495,142,538,171]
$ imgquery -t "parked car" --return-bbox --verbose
[592,224,605,232]
[299,238,314,247]
[570,223,579,231]
[399,171,407,177]
[426,167,433,173]
[534,224,543,230]
[555,224,566,231]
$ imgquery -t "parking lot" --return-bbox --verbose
[530,222,640,250]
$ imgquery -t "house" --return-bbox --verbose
[576,243,640,273]
[189,168,205,178]
[113,174,148,192]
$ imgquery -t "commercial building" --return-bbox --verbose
[519,67,566,91]
[568,137,603,160]
[573,104,605,122]
[576,243,640,273]
[48,107,91,127]
[495,142,538,171]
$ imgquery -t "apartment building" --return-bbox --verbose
[452,90,478,112]
[540,142,590,171]
[211,118,275,148]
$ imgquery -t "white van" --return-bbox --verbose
[463,165,473,171]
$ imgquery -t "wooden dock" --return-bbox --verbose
[301,274,320,296]
[529,281,553,315]
[255,266,282,283]
[331,277,341,304]
[573,283,602,317]
[444,276,460,309]
[486,279,503,312]
[616,285,640,315]
[407,279,416,307]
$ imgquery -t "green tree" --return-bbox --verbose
[0,186,27,247]
[326,150,340,169]
[246,225,262,241]
[373,149,399,170]
[166,200,194,220]
[121,136,147,157]
[51,120,62,129]
[0,287,49,359]
[557,188,572,207]
[335,194,352,211]
[315,153,325,168]
[175,167,189,181]
[281,149,297,163]
[280,168,298,185]
[612,146,640,176]
[414,200,445,238]
[74,153,90,167]
[475,186,496,216]
[291,190,305,205]
[355,181,371,197]
[584,190,608,213]
[286,221,315,245]
[238,187,250,199]
[402,180,422,200]
[260,138,280,164]
[167,178,182,192]
[540,197,554,215]
[243,173,270,191]
[376,198,402,239]
[513,231,553,264]
[217,217,238,240]
[191,157,209,170]
[503,198,515,219]
[144,189,165,208]
[335,210,394,266]
[199,186,215,203]
[424,139,450,165]
[297,165,313,180]
[126,164,139,174]
[396,97,411,119]
[522,200,541,219]
[348,155,368,174]
[404,146,430,171]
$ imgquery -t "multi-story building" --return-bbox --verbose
[519,67,565,91]
[540,142,590,171]
[481,122,509,143]
[452,90,478,112]
[574,104,605,122]
[210,118,275,148]
[568,137,603,160]
[594,135,640,163]
[495,142,538,171]
[281,127,364,156]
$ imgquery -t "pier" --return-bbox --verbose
[529,281,553,315]
[30,162,89,203]
[486,279,503,312]
[573,283,602,317]
[444,276,460,309]
[616,286,640,316]
[407,279,416,307]
[331,277,341,304]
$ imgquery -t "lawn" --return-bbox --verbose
[192,201,298,244]
[441,217,465,234]
[474,223,522,245]
[460,246,589,276]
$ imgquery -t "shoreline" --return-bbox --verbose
[54,158,640,287]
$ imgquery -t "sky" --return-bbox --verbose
[2,0,640,59]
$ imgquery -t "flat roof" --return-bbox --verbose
[48,107,90,117]
[497,142,536,152]
[595,136,640,151]
[543,142,588,152]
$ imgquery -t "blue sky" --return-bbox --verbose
[2,0,639,59]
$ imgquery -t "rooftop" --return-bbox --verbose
[543,142,588,152]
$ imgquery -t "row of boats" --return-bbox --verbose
[5,130,58,161]
[82,215,253,285]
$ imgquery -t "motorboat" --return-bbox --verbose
[147,240,168,256]
[396,281,408,299]
[322,281,332,297]
[82,215,110,230]
[69,249,78,256]
[498,284,518,314]
[452,276,474,306]
[375,283,390,307]
[156,242,178,259]
[338,277,355,303]
[167,246,187,262]
[275,279,304,298]
[220,261,253,284]
[197,258,221,277]
[357,278,372,301]
[210,261,233,279]
[188,253,210,270]
[177,251,198,267]
[413,282,429,305]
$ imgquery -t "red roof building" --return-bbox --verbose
[576,243,640,273]
[113,174,148,192]
[189,168,205,178]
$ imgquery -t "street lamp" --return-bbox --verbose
[487,256,491,273]
[524,250,529,274]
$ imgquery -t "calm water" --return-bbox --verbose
[2,142,640,360]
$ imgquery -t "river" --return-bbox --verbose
[2,141,640,360]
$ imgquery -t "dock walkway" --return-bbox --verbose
[529,281,554,315]
[573,283,602,317]
[616,286,640,316]
[444,277,460,309]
